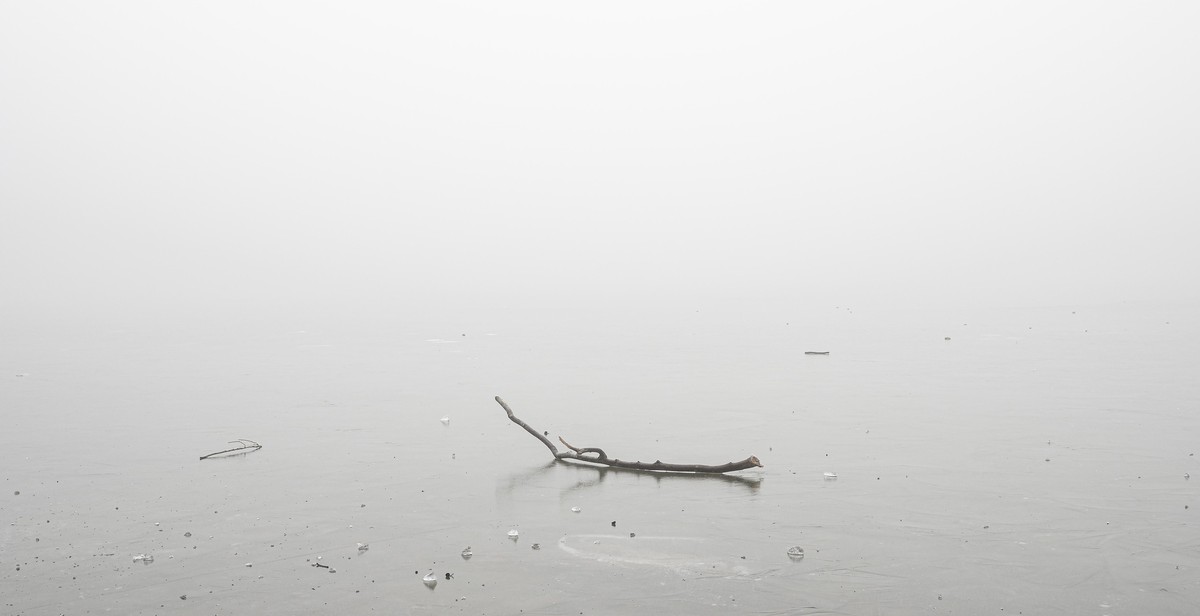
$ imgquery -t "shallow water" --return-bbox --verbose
[2,301,1198,614]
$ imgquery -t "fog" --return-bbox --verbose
[3,2,1198,327]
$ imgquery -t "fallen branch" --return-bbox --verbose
[495,396,762,474]
[199,439,262,460]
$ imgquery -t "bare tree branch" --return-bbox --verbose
[495,396,762,474]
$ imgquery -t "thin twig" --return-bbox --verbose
[199,439,262,460]
[558,437,606,459]
[495,396,762,474]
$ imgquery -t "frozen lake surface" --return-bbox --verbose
[2,301,1197,614]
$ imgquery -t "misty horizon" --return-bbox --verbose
[3,3,1198,327]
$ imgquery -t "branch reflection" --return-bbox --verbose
[560,461,763,494]
[498,459,763,496]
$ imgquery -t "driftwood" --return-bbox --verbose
[495,396,762,474]
[199,439,262,460]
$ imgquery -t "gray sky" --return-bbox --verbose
[3,2,1197,324]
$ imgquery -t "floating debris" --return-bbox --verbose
[570,506,581,513]
[244,563,253,568]
[440,417,451,425]
[804,351,830,355]
[184,532,192,538]
[787,546,805,560]
[199,439,262,460]
[423,572,438,588]
[357,543,369,552]
[629,533,636,538]
[823,472,838,480]
[496,396,763,474]
[531,543,541,550]
[1186,473,1191,480]
[445,572,453,580]
[180,595,187,600]
[461,546,473,559]
[132,554,154,564]
[507,529,519,539]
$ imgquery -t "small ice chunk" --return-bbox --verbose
[787,546,805,560]
[570,506,581,513]
[507,529,519,539]
[460,546,473,559]
[823,472,838,480]
[133,554,154,564]
[423,572,438,588]
[440,417,451,425]
[244,563,253,567]
[357,542,369,552]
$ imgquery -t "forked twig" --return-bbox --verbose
[495,396,762,474]
[199,439,262,460]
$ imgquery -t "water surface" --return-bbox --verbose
[3,301,1197,614]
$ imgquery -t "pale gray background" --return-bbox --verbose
[3,2,1197,326]
[4,5,1200,614]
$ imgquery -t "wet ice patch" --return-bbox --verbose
[557,534,750,577]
